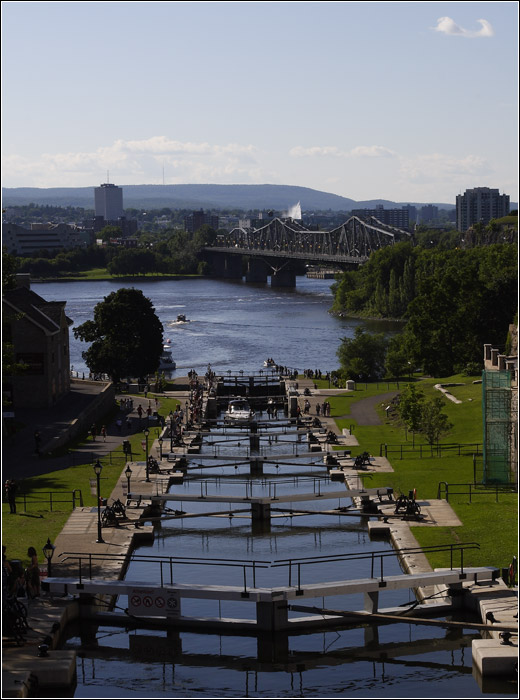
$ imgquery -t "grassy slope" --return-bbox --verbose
[322,375,517,570]
[2,395,181,566]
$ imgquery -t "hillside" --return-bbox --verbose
[1,184,455,212]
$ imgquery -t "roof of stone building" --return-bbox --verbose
[3,286,73,334]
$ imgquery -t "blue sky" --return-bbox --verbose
[2,1,518,203]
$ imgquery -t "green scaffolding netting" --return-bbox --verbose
[482,370,512,484]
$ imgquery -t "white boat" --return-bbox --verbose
[159,349,176,370]
[263,358,276,367]
[224,399,255,423]
[171,314,190,324]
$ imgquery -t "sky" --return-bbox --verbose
[1,1,518,204]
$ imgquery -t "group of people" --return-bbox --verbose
[316,401,331,417]
[3,545,41,599]
[298,399,331,417]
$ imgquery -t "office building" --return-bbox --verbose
[456,187,510,232]
[94,183,124,221]
[184,210,219,234]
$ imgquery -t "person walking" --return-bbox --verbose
[25,547,40,598]
[90,424,96,441]
[101,425,107,442]
[5,480,17,514]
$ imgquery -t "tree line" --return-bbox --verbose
[333,240,517,378]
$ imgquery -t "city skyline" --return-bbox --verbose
[2,1,518,203]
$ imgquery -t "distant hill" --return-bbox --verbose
[1,183,455,211]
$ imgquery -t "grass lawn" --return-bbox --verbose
[2,392,182,566]
[325,374,517,570]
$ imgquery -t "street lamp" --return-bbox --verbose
[125,465,132,493]
[158,436,163,460]
[93,460,104,543]
[144,427,150,482]
[42,538,55,577]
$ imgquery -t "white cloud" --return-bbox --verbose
[349,145,397,158]
[433,17,494,38]
[2,138,264,187]
[289,145,397,159]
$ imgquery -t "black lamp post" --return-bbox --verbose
[125,464,132,493]
[158,436,163,460]
[144,427,150,482]
[42,538,55,577]
[93,460,104,543]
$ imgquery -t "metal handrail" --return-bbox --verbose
[59,552,270,592]
[271,542,480,591]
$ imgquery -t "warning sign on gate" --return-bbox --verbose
[128,587,180,617]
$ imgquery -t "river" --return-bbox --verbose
[33,277,511,698]
[33,276,400,377]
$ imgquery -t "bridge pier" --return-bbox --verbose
[209,252,243,279]
[256,600,289,633]
[250,456,264,476]
[251,501,270,521]
[245,258,268,283]
[271,268,296,288]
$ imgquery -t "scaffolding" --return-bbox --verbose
[482,370,513,485]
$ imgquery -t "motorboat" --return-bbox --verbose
[263,358,276,367]
[224,399,255,423]
[172,314,190,324]
[159,349,176,370]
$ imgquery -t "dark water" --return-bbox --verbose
[33,276,400,377]
[34,277,513,698]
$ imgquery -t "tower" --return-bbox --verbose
[94,183,124,221]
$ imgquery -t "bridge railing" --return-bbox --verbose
[271,542,480,592]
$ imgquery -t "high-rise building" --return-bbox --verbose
[94,183,124,221]
[456,187,510,232]
[184,210,219,234]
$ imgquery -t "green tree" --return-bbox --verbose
[73,288,164,382]
[337,327,388,380]
[385,334,411,381]
[397,383,425,444]
[419,397,453,445]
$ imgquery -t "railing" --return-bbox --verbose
[380,442,482,459]
[59,552,270,593]
[272,542,480,593]
[59,543,480,596]
[7,489,83,512]
[438,482,517,503]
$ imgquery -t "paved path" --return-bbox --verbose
[349,391,398,426]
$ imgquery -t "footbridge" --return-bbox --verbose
[202,216,413,287]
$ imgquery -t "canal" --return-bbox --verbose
[33,277,511,697]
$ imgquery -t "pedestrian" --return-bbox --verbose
[316,403,321,416]
[90,424,96,441]
[5,480,17,514]
[101,425,107,442]
[126,416,132,431]
[137,405,143,418]
[25,547,40,598]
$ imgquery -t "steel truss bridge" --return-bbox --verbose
[206,216,413,268]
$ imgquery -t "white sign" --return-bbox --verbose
[128,587,180,618]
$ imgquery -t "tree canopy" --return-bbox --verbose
[337,327,388,380]
[73,288,164,382]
